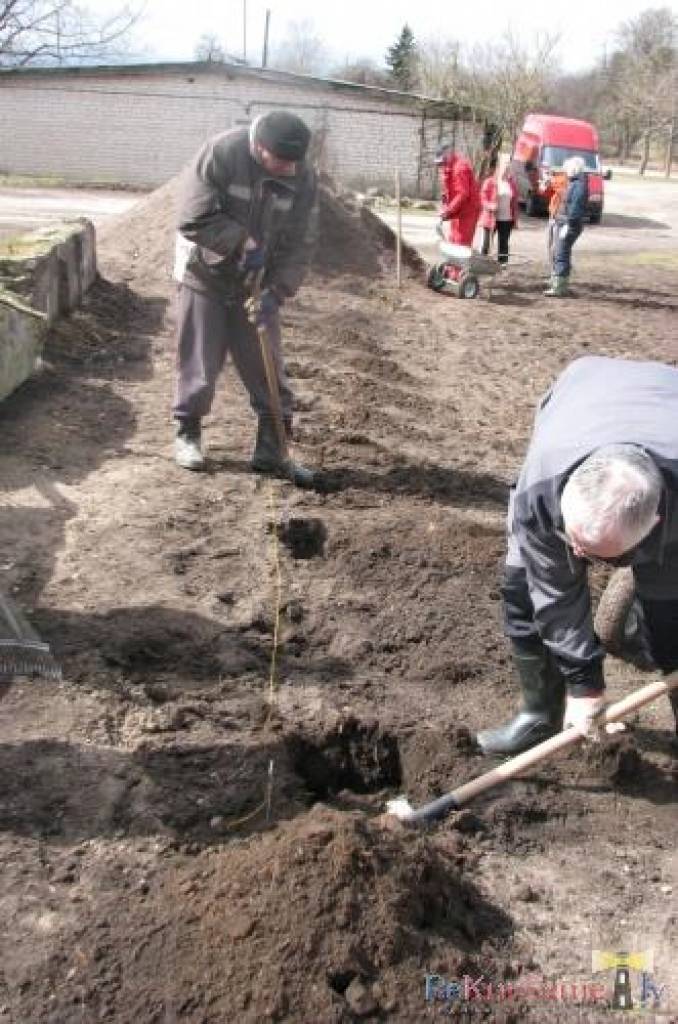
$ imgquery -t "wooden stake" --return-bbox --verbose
[395,169,402,288]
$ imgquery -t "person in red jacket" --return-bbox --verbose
[436,146,481,247]
[479,155,519,263]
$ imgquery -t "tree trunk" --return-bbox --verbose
[622,121,631,164]
[666,122,675,178]
[615,128,624,161]
[639,132,650,175]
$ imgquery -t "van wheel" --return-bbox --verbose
[589,212,602,225]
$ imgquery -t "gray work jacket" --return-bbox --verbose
[510,356,678,690]
[175,127,317,302]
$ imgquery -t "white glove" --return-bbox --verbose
[563,695,626,741]
[559,224,569,240]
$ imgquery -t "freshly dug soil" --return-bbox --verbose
[0,177,676,1022]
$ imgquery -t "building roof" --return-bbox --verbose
[0,58,477,116]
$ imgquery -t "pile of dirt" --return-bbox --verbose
[96,174,180,290]
[96,175,390,295]
[20,807,509,1023]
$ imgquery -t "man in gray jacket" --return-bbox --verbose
[172,110,317,486]
[478,355,678,755]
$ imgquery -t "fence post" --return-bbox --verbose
[395,169,402,288]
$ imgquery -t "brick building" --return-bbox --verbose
[0,61,487,196]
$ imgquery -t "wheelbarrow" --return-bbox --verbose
[426,242,503,299]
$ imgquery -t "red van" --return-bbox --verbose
[511,113,611,223]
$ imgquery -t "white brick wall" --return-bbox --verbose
[0,64,485,196]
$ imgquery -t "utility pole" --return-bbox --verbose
[667,39,677,178]
[243,0,247,63]
[262,9,271,68]
[55,9,62,63]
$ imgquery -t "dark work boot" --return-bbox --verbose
[251,415,315,489]
[477,641,566,755]
[174,419,204,470]
[669,689,678,740]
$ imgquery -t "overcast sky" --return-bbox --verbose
[97,0,678,74]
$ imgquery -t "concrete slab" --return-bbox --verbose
[0,290,46,402]
[0,219,97,402]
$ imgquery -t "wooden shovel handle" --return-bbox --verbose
[452,671,678,807]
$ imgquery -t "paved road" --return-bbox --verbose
[1,175,676,266]
[378,173,678,267]
[0,186,145,241]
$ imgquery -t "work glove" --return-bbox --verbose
[246,287,280,327]
[241,237,266,273]
[257,288,279,326]
[563,694,625,742]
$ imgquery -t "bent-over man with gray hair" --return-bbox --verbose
[172,110,317,486]
[478,355,678,755]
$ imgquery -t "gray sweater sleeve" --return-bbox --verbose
[178,142,248,258]
[516,524,606,694]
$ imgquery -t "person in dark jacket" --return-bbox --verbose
[544,155,588,297]
[477,355,678,755]
[172,111,317,486]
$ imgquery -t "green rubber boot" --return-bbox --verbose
[544,274,569,297]
[477,641,566,755]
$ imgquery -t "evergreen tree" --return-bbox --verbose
[386,24,417,91]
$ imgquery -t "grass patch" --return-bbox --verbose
[576,249,678,272]
[606,170,678,188]
[0,174,148,192]
[615,250,678,268]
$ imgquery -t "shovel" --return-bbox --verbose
[0,588,61,681]
[244,270,295,470]
[387,671,678,826]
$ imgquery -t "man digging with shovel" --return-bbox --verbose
[477,355,678,756]
[172,110,317,487]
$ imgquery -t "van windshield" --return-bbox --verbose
[541,146,599,170]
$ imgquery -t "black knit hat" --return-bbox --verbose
[254,111,311,161]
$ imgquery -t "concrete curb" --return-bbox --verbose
[0,218,96,401]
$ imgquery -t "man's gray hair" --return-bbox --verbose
[561,444,662,551]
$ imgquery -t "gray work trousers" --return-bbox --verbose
[172,285,294,423]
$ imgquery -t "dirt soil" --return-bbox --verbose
[0,179,677,1023]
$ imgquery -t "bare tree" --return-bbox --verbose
[461,31,561,146]
[608,7,677,174]
[414,36,462,98]
[194,32,227,63]
[329,57,392,89]
[0,0,140,67]
[270,18,328,76]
